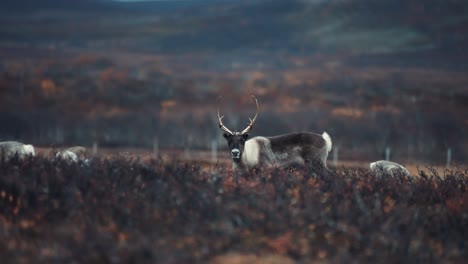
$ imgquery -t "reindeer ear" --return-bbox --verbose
[223,133,231,139]
[242,134,249,140]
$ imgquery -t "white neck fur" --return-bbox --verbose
[240,138,260,168]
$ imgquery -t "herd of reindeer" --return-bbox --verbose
[0,96,410,177]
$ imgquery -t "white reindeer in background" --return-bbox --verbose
[369,160,411,177]
[54,146,89,164]
[0,141,35,160]
[217,95,332,171]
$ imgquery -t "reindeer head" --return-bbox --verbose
[217,95,259,160]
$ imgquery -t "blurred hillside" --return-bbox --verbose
[2,0,468,55]
[0,0,467,163]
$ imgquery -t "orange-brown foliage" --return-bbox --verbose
[331,107,364,119]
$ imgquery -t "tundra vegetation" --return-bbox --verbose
[0,155,466,263]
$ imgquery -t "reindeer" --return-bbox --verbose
[54,146,89,164]
[369,160,410,177]
[217,95,332,171]
[0,141,35,160]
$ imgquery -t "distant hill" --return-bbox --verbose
[111,0,240,12]
[0,0,239,13]
[1,0,467,58]
[0,0,113,12]
[130,0,468,55]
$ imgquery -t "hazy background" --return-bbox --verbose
[0,0,467,164]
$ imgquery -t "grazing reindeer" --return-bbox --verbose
[0,141,35,160]
[54,146,88,163]
[217,95,332,170]
[369,160,410,177]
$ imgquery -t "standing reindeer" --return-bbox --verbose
[217,95,332,170]
[0,141,35,160]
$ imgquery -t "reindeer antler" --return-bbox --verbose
[240,95,259,135]
[217,96,235,135]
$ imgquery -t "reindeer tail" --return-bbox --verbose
[322,132,332,153]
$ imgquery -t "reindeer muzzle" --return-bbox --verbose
[231,148,241,159]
